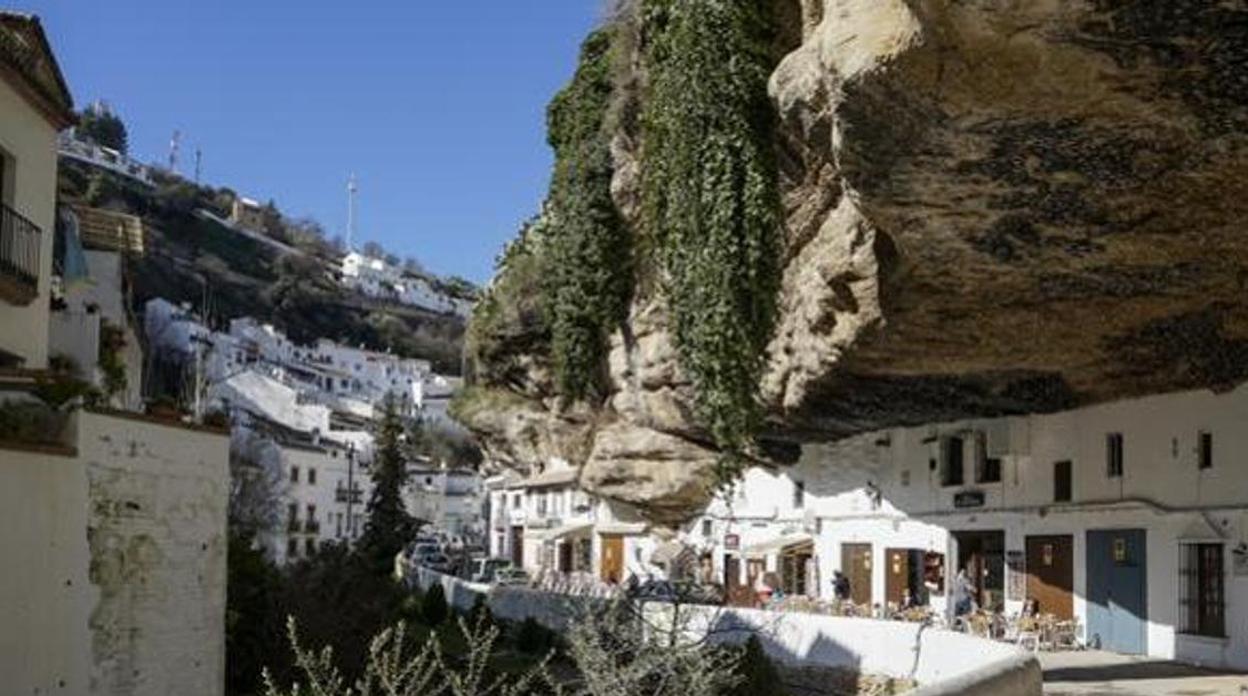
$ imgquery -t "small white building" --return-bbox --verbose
[404,460,483,541]
[341,251,473,317]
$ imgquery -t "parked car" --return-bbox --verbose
[409,543,441,564]
[632,579,723,606]
[421,553,453,574]
[493,567,530,586]
[470,557,513,584]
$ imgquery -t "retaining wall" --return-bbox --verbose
[410,568,1040,694]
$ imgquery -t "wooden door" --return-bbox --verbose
[600,534,624,584]
[1025,535,1073,619]
[510,525,524,567]
[724,554,741,587]
[841,543,873,606]
[885,548,911,607]
[558,542,573,573]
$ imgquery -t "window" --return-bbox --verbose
[701,520,713,538]
[1106,433,1124,478]
[1198,431,1213,470]
[1179,543,1224,637]
[306,504,316,522]
[305,538,317,556]
[975,433,1001,483]
[290,466,299,483]
[308,468,317,485]
[793,481,805,509]
[512,494,521,509]
[1054,460,1072,503]
[941,436,965,486]
[287,503,298,525]
[287,538,298,558]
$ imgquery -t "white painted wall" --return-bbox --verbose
[0,440,92,696]
[79,411,228,696]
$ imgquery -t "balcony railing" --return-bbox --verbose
[0,202,40,305]
[0,203,41,305]
[335,486,364,504]
[304,519,320,534]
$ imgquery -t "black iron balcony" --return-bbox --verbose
[335,486,363,504]
[0,202,40,305]
[304,519,320,534]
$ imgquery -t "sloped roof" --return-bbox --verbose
[0,12,74,128]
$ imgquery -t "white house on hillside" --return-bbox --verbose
[341,250,472,317]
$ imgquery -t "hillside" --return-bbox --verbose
[58,158,471,375]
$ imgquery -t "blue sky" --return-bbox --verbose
[26,1,606,283]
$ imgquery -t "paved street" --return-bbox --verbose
[1041,651,1248,695]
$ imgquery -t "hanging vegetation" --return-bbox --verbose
[541,28,633,402]
[640,0,783,476]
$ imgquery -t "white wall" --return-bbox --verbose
[0,439,92,696]
[0,75,59,368]
[79,410,228,696]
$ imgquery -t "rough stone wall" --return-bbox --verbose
[462,0,1248,525]
[79,411,228,696]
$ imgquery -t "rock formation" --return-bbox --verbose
[461,0,1248,525]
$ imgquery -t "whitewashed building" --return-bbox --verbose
[1,17,228,695]
[685,383,1248,671]
[404,460,483,540]
[341,251,472,317]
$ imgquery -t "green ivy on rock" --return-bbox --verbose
[541,28,633,402]
[640,0,783,477]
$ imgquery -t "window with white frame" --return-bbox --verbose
[1106,433,1124,478]
[940,436,965,487]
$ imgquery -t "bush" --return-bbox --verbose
[514,617,554,655]
[468,594,495,631]
[728,635,785,696]
[422,583,449,626]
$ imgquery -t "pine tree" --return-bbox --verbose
[359,397,416,575]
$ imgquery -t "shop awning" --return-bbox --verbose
[528,521,594,542]
[743,533,813,558]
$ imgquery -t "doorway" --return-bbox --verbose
[1025,535,1074,619]
[841,543,873,606]
[953,530,1005,611]
[510,525,524,567]
[1086,529,1147,654]
[600,534,624,584]
[885,548,927,607]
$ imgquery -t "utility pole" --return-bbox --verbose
[346,173,357,252]
[346,443,357,547]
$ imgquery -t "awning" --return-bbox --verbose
[743,533,813,558]
[528,521,594,542]
[651,541,694,567]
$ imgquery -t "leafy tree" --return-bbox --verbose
[640,0,783,480]
[359,397,417,574]
[363,241,386,259]
[78,105,128,153]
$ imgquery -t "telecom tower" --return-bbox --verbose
[168,129,181,173]
[346,173,358,251]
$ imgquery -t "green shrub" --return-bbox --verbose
[467,594,495,631]
[422,583,449,626]
[514,616,554,655]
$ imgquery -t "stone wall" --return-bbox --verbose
[79,411,228,696]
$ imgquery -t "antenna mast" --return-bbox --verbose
[346,174,358,252]
[168,130,181,173]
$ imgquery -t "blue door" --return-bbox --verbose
[1086,529,1147,654]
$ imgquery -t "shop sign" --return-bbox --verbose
[953,490,985,508]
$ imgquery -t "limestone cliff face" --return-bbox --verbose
[464,0,1248,524]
